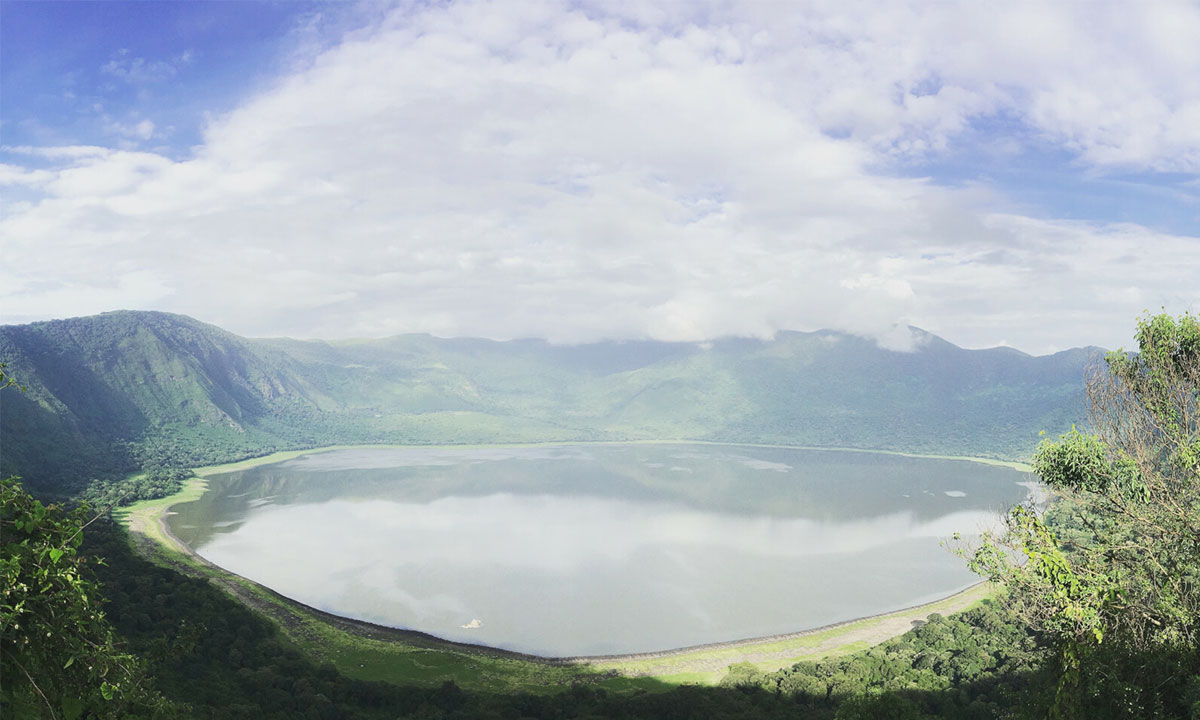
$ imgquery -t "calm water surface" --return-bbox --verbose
[168,444,1031,656]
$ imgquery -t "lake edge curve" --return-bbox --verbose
[117,440,1021,677]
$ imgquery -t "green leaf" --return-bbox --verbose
[62,696,83,720]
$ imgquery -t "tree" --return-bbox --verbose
[1,365,178,719]
[0,478,182,718]
[968,312,1200,718]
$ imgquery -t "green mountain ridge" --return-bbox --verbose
[0,310,1100,495]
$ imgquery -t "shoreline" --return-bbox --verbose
[554,581,988,664]
[151,498,992,665]
[182,439,1035,478]
[118,440,1013,679]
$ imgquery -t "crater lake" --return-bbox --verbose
[166,444,1032,656]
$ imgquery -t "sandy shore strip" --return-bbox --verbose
[579,583,993,679]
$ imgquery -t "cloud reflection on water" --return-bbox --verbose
[203,494,999,571]
[182,445,1029,655]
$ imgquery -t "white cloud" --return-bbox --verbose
[0,164,54,187]
[2,0,1198,353]
[0,270,173,322]
[101,48,192,85]
[103,118,156,142]
[3,145,111,160]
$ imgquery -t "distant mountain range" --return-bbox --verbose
[0,311,1101,495]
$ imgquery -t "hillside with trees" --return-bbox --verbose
[5,312,1196,719]
[0,310,1094,500]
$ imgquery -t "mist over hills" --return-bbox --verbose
[0,310,1099,495]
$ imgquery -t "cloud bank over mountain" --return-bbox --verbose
[2,1,1197,353]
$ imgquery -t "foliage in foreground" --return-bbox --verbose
[969,312,1200,718]
[0,477,179,719]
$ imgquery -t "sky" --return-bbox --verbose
[2,0,1198,355]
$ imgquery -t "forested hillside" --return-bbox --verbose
[0,310,1095,496]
